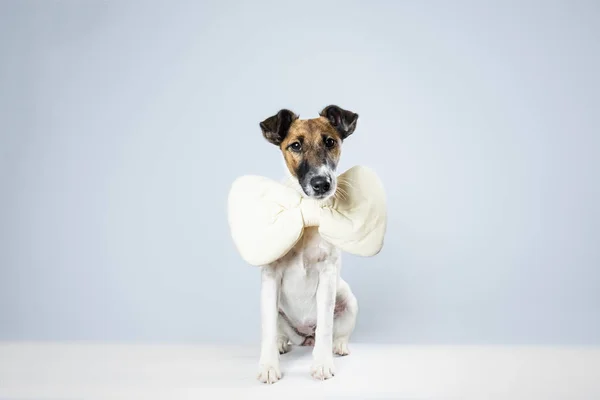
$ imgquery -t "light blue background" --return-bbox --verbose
[1,0,599,344]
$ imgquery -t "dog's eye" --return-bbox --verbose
[325,137,336,148]
[289,142,302,152]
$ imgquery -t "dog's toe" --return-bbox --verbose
[333,338,350,356]
[310,358,335,381]
[257,364,282,384]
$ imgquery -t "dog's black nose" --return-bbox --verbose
[310,176,331,194]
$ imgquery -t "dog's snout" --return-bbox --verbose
[310,176,331,195]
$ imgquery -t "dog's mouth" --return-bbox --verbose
[300,174,337,200]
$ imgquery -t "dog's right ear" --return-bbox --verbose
[260,109,298,146]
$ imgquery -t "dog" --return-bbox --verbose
[256,105,360,383]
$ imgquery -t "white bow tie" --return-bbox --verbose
[228,166,387,266]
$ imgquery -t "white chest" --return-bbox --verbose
[275,227,339,270]
[274,228,340,326]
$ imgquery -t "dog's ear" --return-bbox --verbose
[260,109,298,146]
[320,105,359,139]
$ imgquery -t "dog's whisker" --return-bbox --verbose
[334,187,349,201]
[334,189,346,200]
[338,180,357,194]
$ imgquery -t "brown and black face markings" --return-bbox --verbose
[260,105,359,199]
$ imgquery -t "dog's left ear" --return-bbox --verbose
[320,105,359,139]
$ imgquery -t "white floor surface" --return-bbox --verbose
[1,343,599,399]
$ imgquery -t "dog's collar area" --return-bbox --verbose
[228,165,386,266]
[300,199,322,227]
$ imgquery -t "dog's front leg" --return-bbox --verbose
[257,265,282,384]
[311,261,337,380]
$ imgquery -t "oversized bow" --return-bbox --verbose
[227,165,387,266]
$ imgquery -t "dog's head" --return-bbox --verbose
[260,105,358,200]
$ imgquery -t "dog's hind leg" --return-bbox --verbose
[332,279,358,356]
[276,315,295,354]
[277,313,305,352]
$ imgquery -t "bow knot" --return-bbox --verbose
[300,199,322,227]
[228,166,387,266]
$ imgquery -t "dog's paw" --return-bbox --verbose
[257,363,282,384]
[310,357,335,381]
[333,338,350,356]
[277,338,291,354]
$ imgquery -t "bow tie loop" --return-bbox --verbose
[228,165,387,266]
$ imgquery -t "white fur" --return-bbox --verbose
[257,165,358,384]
